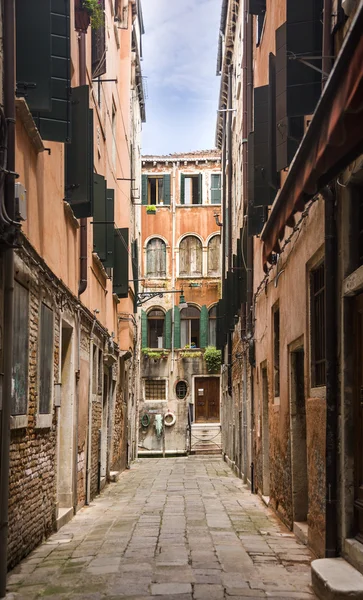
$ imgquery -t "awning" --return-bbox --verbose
[262,0,363,267]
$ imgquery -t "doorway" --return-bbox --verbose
[290,346,308,523]
[354,294,363,542]
[57,323,74,513]
[100,366,110,482]
[261,365,270,496]
[194,377,220,422]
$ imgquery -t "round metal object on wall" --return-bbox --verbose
[176,380,188,399]
[140,413,150,428]
[164,411,176,427]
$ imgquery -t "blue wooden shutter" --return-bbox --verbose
[16,0,52,111]
[65,86,94,218]
[200,305,208,348]
[141,310,147,348]
[113,228,129,298]
[198,173,203,204]
[164,309,172,349]
[32,0,71,142]
[163,174,171,205]
[180,174,185,204]
[174,306,181,348]
[142,175,148,204]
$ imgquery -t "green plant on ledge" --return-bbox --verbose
[204,346,222,373]
[142,348,168,360]
[146,205,157,214]
[180,350,202,359]
[82,0,104,29]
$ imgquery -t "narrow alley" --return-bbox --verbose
[7,457,316,600]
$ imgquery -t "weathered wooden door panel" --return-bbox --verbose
[354,294,363,542]
[195,377,220,422]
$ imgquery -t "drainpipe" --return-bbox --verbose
[0,0,16,594]
[323,186,338,558]
[86,316,97,504]
[78,32,88,296]
[171,163,176,373]
[322,0,333,89]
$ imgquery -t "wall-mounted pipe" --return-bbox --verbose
[78,32,88,296]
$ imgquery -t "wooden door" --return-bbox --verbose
[354,294,363,542]
[195,377,220,422]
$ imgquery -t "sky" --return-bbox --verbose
[140,0,222,156]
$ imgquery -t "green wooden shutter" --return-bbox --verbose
[32,0,71,142]
[197,173,203,204]
[141,310,147,348]
[211,174,221,204]
[200,305,208,348]
[174,306,181,348]
[163,174,171,205]
[142,175,148,204]
[113,228,129,298]
[65,86,94,218]
[93,183,114,267]
[132,239,139,313]
[16,0,52,111]
[164,309,172,349]
[180,174,185,204]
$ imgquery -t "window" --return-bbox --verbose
[179,236,202,276]
[311,262,326,387]
[208,235,221,276]
[11,281,29,415]
[176,380,188,399]
[180,173,202,204]
[211,174,221,204]
[181,306,200,348]
[38,303,54,414]
[273,306,280,398]
[145,379,166,401]
[209,306,217,346]
[146,238,166,277]
[92,0,106,78]
[148,177,164,205]
[148,309,165,348]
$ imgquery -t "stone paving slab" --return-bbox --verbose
[6,457,317,599]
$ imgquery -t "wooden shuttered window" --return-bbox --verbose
[32,0,71,142]
[39,303,54,414]
[146,238,166,277]
[93,178,115,267]
[141,310,148,348]
[247,132,267,236]
[216,298,226,351]
[238,228,248,304]
[253,86,275,207]
[141,174,171,205]
[11,281,29,416]
[208,235,221,276]
[208,306,217,346]
[174,306,181,349]
[142,174,148,205]
[211,174,221,204]
[199,305,208,349]
[113,228,129,298]
[163,174,171,205]
[132,239,139,313]
[268,53,279,191]
[180,173,203,204]
[179,236,202,276]
[65,86,94,218]
[92,0,106,78]
[275,0,323,170]
[164,309,172,349]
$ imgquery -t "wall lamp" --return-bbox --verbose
[136,289,187,308]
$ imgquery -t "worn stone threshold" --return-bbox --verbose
[294,520,309,546]
[312,557,363,599]
[56,507,73,531]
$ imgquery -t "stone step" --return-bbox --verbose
[311,558,363,599]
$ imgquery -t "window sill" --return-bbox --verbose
[10,414,28,430]
[144,399,168,403]
[309,386,326,399]
[177,204,221,208]
[35,413,53,429]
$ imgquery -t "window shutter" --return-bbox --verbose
[239,228,248,303]
[141,310,147,348]
[92,0,106,77]
[113,228,129,298]
[142,174,148,205]
[65,86,94,218]
[254,86,275,207]
[211,174,221,204]
[268,53,279,191]
[180,174,185,204]
[164,309,172,349]
[276,0,323,170]
[198,173,203,204]
[174,306,181,348]
[249,0,266,14]
[216,299,226,351]
[16,0,52,111]
[132,239,139,313]
[248,132,267,236]
[163,174,171,205]
[93,179,115,267]
[199,305,208,348]
[32,0,71,142]
[12,281,29,416]
[39,303,54,414]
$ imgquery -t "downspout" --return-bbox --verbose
[171,163,176,373]
[322,0,333,89]
[86,316,97,504]
[323,185,338,558]
[78,32,88,296]
[0,0,16,594]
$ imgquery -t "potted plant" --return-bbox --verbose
[204,346,222,373]
[146,205,157,215]
[75,0,91,32]
[82,0,104,29]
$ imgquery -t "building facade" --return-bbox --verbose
[216,0,363,591]
[0,0,145,574]
[139,151,222,456]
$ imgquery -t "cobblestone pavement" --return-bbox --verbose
[6,457,317,600]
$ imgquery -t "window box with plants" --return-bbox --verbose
[146,205,157,215]
[179,345,203,359]
[142,348,169,362]
[75,0,104,32]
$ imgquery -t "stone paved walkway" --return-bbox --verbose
[6,457,317,600]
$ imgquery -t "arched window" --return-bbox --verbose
[146,238,166,278]
[181,306,200,348]
[147,309,165,348]
[208,305,217,346]
[179,236,202,276]
[208,235,221,276]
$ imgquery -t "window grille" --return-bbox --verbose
[176,380,188,399]
[145,379,166,401]
[311,262,326,387]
